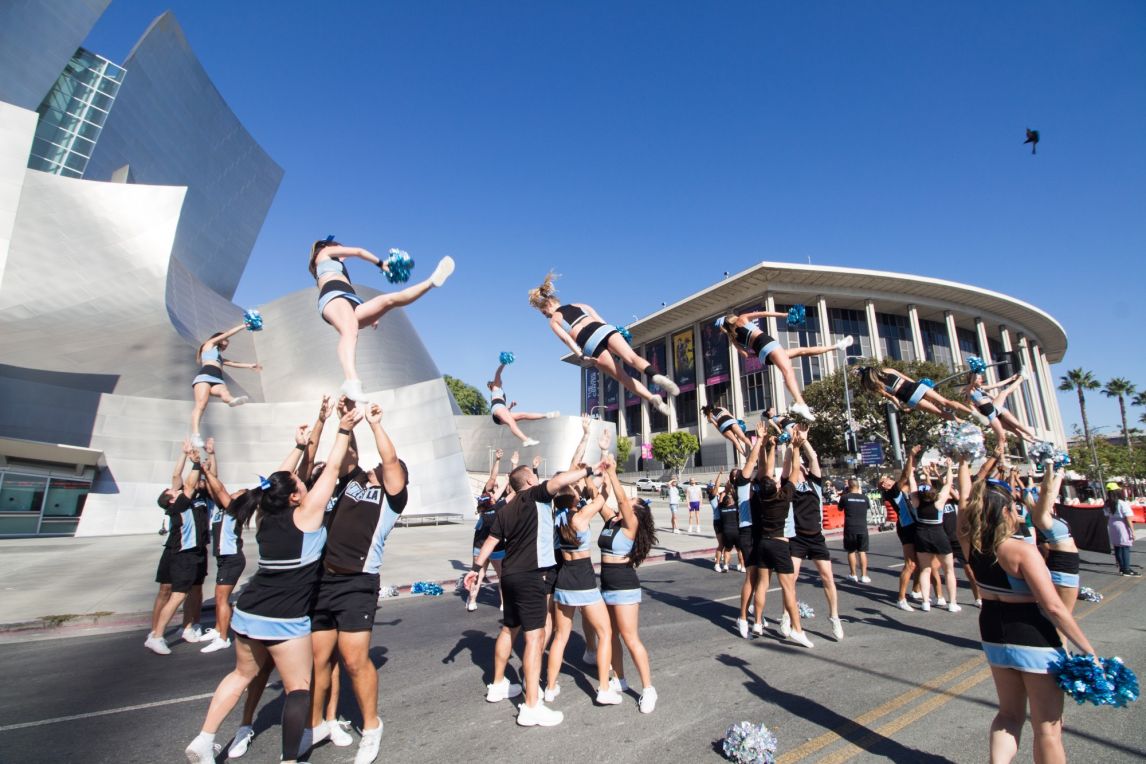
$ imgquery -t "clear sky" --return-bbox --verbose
[84,1,1146,433]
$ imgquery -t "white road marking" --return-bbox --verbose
[0,692,215,732]
[714,588,780,601]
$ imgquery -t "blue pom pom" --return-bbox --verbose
[411,581,443,597]
[1051,654,1139,707]
[918,378,934,388]
[499,351,515,366]
[786,304,806,328]
[798,601,815,619]
[383,248,415,284]
[778,432,791,444]
[616,325,633,342]
[722,721,778,764]
[737,419,747,433]
[243,308,263,332]
[967,356,988,374]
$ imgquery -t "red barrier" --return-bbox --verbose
[823,503,844,530]
[884,500,899,525]
[1070,503,1146,524]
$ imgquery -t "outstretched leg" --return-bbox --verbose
[595,353,659,406]
[191,383,211,437]
[321,299,362,383]
[493,408,532,443]
[765,347,807,407]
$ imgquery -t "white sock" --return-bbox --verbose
[193,731,215,746]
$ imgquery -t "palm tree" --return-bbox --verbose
[1133,391,1146,410]
[1059,368,1101,475]
[1102,378,1137,451]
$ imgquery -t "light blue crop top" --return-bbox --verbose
[1033,515,1072,545]
[556,508,592,552]
[598,518,635,556]
[201,346,221,365]
[315,258,349,279]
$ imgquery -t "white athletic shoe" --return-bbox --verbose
[673,528,680,534]
[830,617,844,641]
[789,630,814,649]
[199,637,231,653]
[789,403,816,422]
[144,635,171,655]
[909,591,923,602]
[734,563,743,572]
[836,335,854,350]
[779,612,792,638]
[354,719,383,764]
[485,677,523,702]
[896,599,913,612]
[714,561,722,571]
[466,600,477,612]
[516,701,563,727]
[340,379,366,402]
[430,256,455,288]
[190,433,206,449]
[921,600,931,612]
[543,684,561,703]
[521,438,541,447]
[639,686,658,714]
[595,688,623,705]
[936,597,948,608]
[652,397,672,417]
[751,622,765,637]
[651,374,680,397]
[184,735,215,764]
[947,603,963,613]
[227,396,249,408]
[545,410,560,419]
[199,628,220,642]
[737,618,750,639]
[609,676,629,693]
[182,625,203,643]
[975,599,983,608]
[302,722,323,751]
[228,725,255,758]
[860,575,872,583]
[846,574,859,583]
[328,718,354,747]
[582,650,597,665]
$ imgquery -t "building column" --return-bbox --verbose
[765,292,784,409]
[1016,335,1047,434]
[907,305,925,362]
[1037,348,1067,446]
[975,318,997,384]
[864,300,882,362]
[665,334,679,433]
[998,327,1031,427]
[817,295,835,374]
[694,322,708,441]
[944,311,962,370]
[1031,345,1062,445]
[729,331,745,417]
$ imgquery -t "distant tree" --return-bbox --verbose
[801,358,961,463]
[444,375,489,415]
[615,436,633,473]
[1059,369,1100,473]
[1102,377,1137,452]
[651,431,699,475]
[1068,437,1146,482]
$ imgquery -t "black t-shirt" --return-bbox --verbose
[755,481,795,539]
[882,486,913,527]
[324,470,408,575]
[489,483,556,576]
[790,473,823,536]
[839,492,871,534]
[165,492,210,552]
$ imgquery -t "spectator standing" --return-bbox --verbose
[667,478,681,534]
[685,479,703,534]
[839,479,871,583]
[1105,483,1140,576]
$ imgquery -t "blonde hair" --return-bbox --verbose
[963,478,1013,556]
[528,271,559,309]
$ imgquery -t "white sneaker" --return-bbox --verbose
[328,718,354,747]
[582,650,597,665]
[860,575,872,583]
[846,574,859,583]
[639,686,658,714]
[651,374,680,397]
[199,628,220,642]
[780,612,792,638]
[921,601,931,612]
[830,616,844,640]
[144,635,171,655]
[714,561,722,571]
[652,397,672,417]
[789,630,814,649]
[909,591,923,601]
[545,410,560,419]
[182,625,203,643]
[737,618,749,639]
[430,256,455,288]
[228,725,255,758]
[789,403,816,422]
[596,688,623,705]
[543,684,561,703]
[936,597,948,608]
[354,719,383,764]
[896,599,913,612]
[751,622,765,637]
[516,701,563,727]
[521,438,540,447]
[227,396,249,408]
[734,563,742,572]
[466,600,477,612]
[609,676,629,693]
[975,599,983,608]
[340,379,366,402]
[947,603,963,613]
[184,735,215,764]
[836,335,854,350]
[190,433,206,449]
[485,677,523,702]
[200,637,231,653]
[674,528,680,534]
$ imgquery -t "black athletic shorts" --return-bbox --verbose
[215,553,246,586]
[896,523,916,547]
[736,527,755,560]
[789,532,831,561]
[155,548,173,585]
[501,568,554,632]
[169,549,208,593]
[311,570,381,632]
[755,537,795,574]
[843,531,870,553]
[913,524,952,556]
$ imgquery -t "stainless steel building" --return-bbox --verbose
[575,262,1069,469]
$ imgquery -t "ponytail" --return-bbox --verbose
[225,470,295,526]
[629,502,659,567]
[527,271,559,309]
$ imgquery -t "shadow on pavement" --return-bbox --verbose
[853,607,980,650]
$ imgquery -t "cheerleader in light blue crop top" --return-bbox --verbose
[189,322,261,448]
[485,359,556,446]
[1025,466,1081,595]
[308,237,454,404]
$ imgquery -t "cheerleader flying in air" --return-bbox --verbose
[529,272,679,417]
[309,237,454,402]
[717,310,843,421]
[701,404,752,458]
[190,323,262,448]
[964,372,1039,446]
[487,356,559,448]
[856,367,981,423]
[1024,128,1040,155]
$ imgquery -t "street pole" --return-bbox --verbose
[885,403,905,467]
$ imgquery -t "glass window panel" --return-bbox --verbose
[624,403,641,436]
[603,376,619,412]
[877,313,915,362]
[676,389,698,427]
[37,518,81,535]
[776,304,823,386]
[828,308,871,360]
[63,151,89,173]
[956,328,980,358]
[920,319,954,369]
[700,318,730,385]
[706,381,731,412]
[740,370,773,415]
[987,338,1004,365]
[43,478,90,517]
[0,475,47,512]
[0,515,42,534]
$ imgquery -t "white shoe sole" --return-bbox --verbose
[430,256,455,287]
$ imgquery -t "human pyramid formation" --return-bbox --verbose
[163,242,1128,764]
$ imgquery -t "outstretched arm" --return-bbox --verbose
[491,364,506,388]
[171,440,191,491]
[222,359,263,371]
[202,323,246,351]
[1029,465,1063,532]
[799,428,820,479]
[296,408,361,528]
[602,454,638,533]
[201,445,232,511]
[548,318,583,357]
[365,404,406,496]
[742,426,764,478]
[544,460,607,497]
[741,311,786,321]
[899,445,919,492]
[277,425,310,474]
[484,448,504,494]
[569,415,592,470]
[319,245,382,267]
[299,395,332,482]
[934,461,954,507]
[181,449,203,498]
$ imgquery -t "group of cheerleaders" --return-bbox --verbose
[181,245,1107,763]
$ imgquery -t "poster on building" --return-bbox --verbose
[701,317,729,384]
[737,302,766,374]
[672,328,696,392]
[584,368,599,412]
[604,374,619,411]
[645,339,668,394]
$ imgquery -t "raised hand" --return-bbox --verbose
[205,437,215,455]
[581,414,591,434]
[911,444,923,457]
[318,394,333,420]
[366,403,383,425]
[510,450,520,467]
[598,427,612,452]
[532,455,542,469]
[294,425,309,446]
[339,407,363,431]
[494,448,504,460]
[182,438,192,455]
[337,395,354,417]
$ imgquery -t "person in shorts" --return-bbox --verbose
[666,478,681,534]
[839,478,871,583]
[685,479,703,533]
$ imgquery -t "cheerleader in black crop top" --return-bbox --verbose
[909,464,962,612]
[467,449,507,613]
[308,237,454,403]
[486,360,557,446]
[529,271,679,419]
[717,310,823,421]
[856,366,979,424]
[702,404,752,458]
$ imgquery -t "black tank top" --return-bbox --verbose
[557,304,588,327]
[916,499,943,524]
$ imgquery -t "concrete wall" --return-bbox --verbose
[455,415,617,477]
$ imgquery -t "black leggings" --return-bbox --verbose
[282,689,310,760]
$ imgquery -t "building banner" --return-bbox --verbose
[701,318,730,384]
[672,329,696,392]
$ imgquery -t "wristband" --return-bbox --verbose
[190,462,202,470]
[295,443,306,451]
[470,563,481,573]
[338,428,351,435]
[585,466,593,479]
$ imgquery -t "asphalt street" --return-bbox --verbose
[1,532,1142,763]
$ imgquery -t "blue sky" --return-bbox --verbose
[85,1,1146,433]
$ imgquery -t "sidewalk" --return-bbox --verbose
[0,495,728,640]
